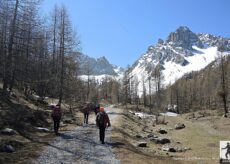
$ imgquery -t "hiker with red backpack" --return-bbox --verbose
[51,103,62,135]
[96,107,111,144]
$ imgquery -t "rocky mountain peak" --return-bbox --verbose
[166,26,203,49]
[97,56,107,61]
[77,53,123,76]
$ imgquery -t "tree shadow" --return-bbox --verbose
[60,133,76,140]
[106,141,125,148]
[107,112,125,116]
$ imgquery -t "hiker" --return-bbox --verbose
[96,107,111,144]
[222,142,230,159]
[82,103,91,124]
[51,103,62,135]
[94,104,100,115]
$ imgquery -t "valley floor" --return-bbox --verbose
[1,103,229,164]
[112,108,230,164]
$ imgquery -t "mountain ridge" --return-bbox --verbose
[77,53,124,76]
[129,26,230,95]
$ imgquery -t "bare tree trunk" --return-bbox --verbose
[220,55,228,116]
[52,6,57,73]
[59,9,65,104]
[3,0,19,90]
[148,77,152,111]
[218,46,228,117]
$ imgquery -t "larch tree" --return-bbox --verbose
[218,46,228,117]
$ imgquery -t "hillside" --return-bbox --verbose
[0,87,79,163]
[160,55,230,114]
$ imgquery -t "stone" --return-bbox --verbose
[1,128,16,135]
[0,144,15,153]
[184,147,191,151]
[35,127,50,132]
[151,138,170,144]
[147,134,158,138]
[158,129,167,134]
[135,134,143,139]
[175,123,185,130]
[137,142,147,147]
[176,147,183,152]
[162,146,176,152]
[10,92,17,98]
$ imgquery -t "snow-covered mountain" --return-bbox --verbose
[130,26,230,95]
[77,53,124,81]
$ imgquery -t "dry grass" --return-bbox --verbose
[110,109,230,164]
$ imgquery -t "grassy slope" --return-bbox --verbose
[111,108,229,164]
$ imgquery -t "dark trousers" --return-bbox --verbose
[53,119,60,135]
[226,151,230,159]
[84,113,89,124]
[99,126,105,143]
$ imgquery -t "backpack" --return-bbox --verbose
[97,112,106,126]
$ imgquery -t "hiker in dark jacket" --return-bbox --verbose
[81,103,91,124]
[94,104,100,115]
[51,103,62,135]
[96,107,111,144]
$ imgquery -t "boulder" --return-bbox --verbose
[147,133,158,138]
[158,129,167,134]
[151,137,170,144]
[163,145,191,152]
[162,145,176,152]
[176,147,183,152]
[175,123,185,130]
[137,142,147,147]
[183,147,191,151]
[1,128,16,135]
[0,144,15,153]
[135,134,143,139]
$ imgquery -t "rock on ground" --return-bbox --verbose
[1,128,16,135]
[137,142,147,147]
[0,144,15,153]
[175,123,185,130]
[151,138,171,144]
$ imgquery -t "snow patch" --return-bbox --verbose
[160,112,178,117]
[129,111,155,118]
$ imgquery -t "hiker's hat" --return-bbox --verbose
[100,107,105,112]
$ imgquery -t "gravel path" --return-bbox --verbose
[33,107,121,164]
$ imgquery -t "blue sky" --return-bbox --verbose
[40,0,230,67]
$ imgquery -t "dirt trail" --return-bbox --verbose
[33,107,121,164]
